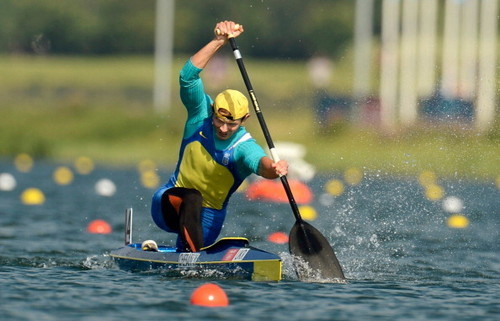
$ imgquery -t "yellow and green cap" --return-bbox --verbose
[213,89,249,120]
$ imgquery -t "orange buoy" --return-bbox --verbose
[190,283,229,307]
[267,232,289,244]
[86,219,112,234]
[246,179,313,204]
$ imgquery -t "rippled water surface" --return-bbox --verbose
[1,161,498,320]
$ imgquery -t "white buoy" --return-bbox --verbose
[0,173,17,191]
[442,196,464,213]
[95,178,117,197]
[273,141,316,182]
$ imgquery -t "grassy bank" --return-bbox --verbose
[0,55,498,179]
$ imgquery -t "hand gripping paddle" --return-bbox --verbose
[221,28,345,281]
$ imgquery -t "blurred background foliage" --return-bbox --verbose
[0,0,358,58]
[0,0,498,179]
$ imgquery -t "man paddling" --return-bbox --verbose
[151,21,289,252]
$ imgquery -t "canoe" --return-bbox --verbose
[109,208,282,281]
[110,237,282,281]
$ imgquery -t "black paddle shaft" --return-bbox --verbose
[227,37,345,280]
[228,38,303,223]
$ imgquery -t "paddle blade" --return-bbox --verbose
[289,220,345,281]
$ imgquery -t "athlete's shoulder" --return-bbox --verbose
[233,132,265,157]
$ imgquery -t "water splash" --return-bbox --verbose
[81,254,115,270]
[283,253,347,284]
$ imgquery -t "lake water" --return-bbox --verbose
[1,160,498,320]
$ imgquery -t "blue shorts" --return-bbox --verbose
[151,185,228,248]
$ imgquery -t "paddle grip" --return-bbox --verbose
[215,24,241,38]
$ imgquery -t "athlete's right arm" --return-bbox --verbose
[258,157,289,179]
[179,21,243,122]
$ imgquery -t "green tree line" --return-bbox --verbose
[0,0,358,58]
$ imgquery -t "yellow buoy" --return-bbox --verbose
[74,156,94,175]
[14,153,34,173]
[325,179,344,196]
[447,214,469,229]
[137,159,157,174]
[53,166,74,185]
[21,188,45,205]
[141,170,160,189]
[344,167,363,186]
[425,183,444,201]
[299,205,317,221]
[418,170,437,188]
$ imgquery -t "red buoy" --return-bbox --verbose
[190,283,229,307]
[267,231,289,244]
[246,179,313,204]
[86,219,112,234]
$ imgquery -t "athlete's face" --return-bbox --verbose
[212,115,242,140]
